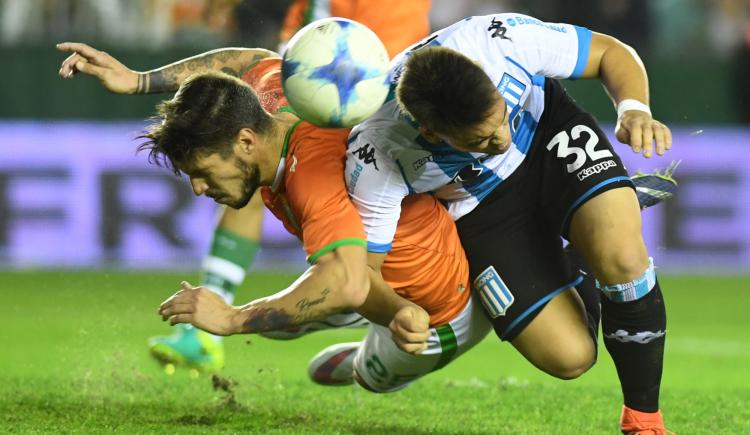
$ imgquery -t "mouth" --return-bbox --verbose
[491,139,512,154]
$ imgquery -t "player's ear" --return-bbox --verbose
[418,126,442,144]
[236,128,257,154]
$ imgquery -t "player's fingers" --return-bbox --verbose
[59,53,83,78]
[158,290,189,312]
[398,341,428,355]
[641,124,654,158]
[160,303,196,320]
[628,123,643,154]
[180,281,195,291]
[391,323,430,343]
[56,42,101,60]
[169,314,192,326]
[74,60,107,78]
[663,124,673,150]
[653,124,667,156]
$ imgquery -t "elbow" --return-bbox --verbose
[339,269,370,308]
[319,245,371,309]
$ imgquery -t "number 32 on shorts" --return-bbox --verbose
[546,124,613,173]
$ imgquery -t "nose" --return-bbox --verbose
[190,178,208,196]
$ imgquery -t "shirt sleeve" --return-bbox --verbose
[442,13,592,80]
[344,130,410,254]
[285,128,367,264]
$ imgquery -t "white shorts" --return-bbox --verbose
[353,294,492,392]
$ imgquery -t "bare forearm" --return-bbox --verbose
[232,287,337,333]
[356,268,415,326]
[230,261,367,334]
[599,39,649,105]
[136,48,278,94]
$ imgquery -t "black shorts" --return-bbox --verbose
[456,78,633,341]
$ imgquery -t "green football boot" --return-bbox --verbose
[631,160,680,210]
[148,324,225,373]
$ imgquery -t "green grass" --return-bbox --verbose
[1,272,749,434]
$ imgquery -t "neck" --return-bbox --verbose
[260,112,300,185]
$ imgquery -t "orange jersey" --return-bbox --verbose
[385,194,470,325]
[246,58,469,325]
[280,0,432,58]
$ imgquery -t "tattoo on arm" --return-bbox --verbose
[139,50,268,94]
[296,288,331,312]
[241,308,295,333]
[136,74,144,94]
[240,288,334,333]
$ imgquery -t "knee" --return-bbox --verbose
[595,242,649,283]
[530,337,596,380]
[545,347,596,380]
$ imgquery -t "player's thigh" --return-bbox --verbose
[457,206,579,342]
[353,296,491,393]
[533,80,635,240]
[568,187,649,283]
[511,288,595,380]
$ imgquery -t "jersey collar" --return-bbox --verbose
[271,106,303,192]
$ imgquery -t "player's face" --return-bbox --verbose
[440,96,511,155]
[182,152,260,209]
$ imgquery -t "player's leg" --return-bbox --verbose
[309,295,491,392]
[568,187,667,429]
[149,192,263,372]
[455,174,600,380]
[510,288,595,379]
[538,78,668,432]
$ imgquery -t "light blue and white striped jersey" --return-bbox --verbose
[345,13,593,253]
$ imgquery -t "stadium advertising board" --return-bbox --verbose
[1,122,748,272]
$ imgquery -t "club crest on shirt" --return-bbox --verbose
[497,73,526,110]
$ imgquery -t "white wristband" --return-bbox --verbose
[616,99,651,119]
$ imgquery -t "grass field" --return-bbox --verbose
[1,272,749,434]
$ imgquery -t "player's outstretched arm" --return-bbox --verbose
[359,253,430,354]
[580,33,672,158]
[158,245,370,336]
[57,42,278,95]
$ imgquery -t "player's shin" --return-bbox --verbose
[599,259,666,414]
[198,227,259,339]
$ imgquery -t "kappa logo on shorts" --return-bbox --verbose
[473,266,514,318]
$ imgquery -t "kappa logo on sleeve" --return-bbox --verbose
[352,144,379,170]
[473,266,514,318]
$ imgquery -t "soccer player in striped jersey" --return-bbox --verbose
[344,13,672,434]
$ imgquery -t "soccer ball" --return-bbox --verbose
[281,18,391,128]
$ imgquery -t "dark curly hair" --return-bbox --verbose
[138,71,272,175]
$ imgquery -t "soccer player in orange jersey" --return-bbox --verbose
[57,44,492,390]
[57,0,434,372]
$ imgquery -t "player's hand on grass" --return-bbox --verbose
[615,110,673,158]
[56,42,139,94]
[389,305,430,355]
[159,281,240,336]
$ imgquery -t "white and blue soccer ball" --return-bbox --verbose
[281,18,391,128]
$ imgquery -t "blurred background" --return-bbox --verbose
[1,0,749,273]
